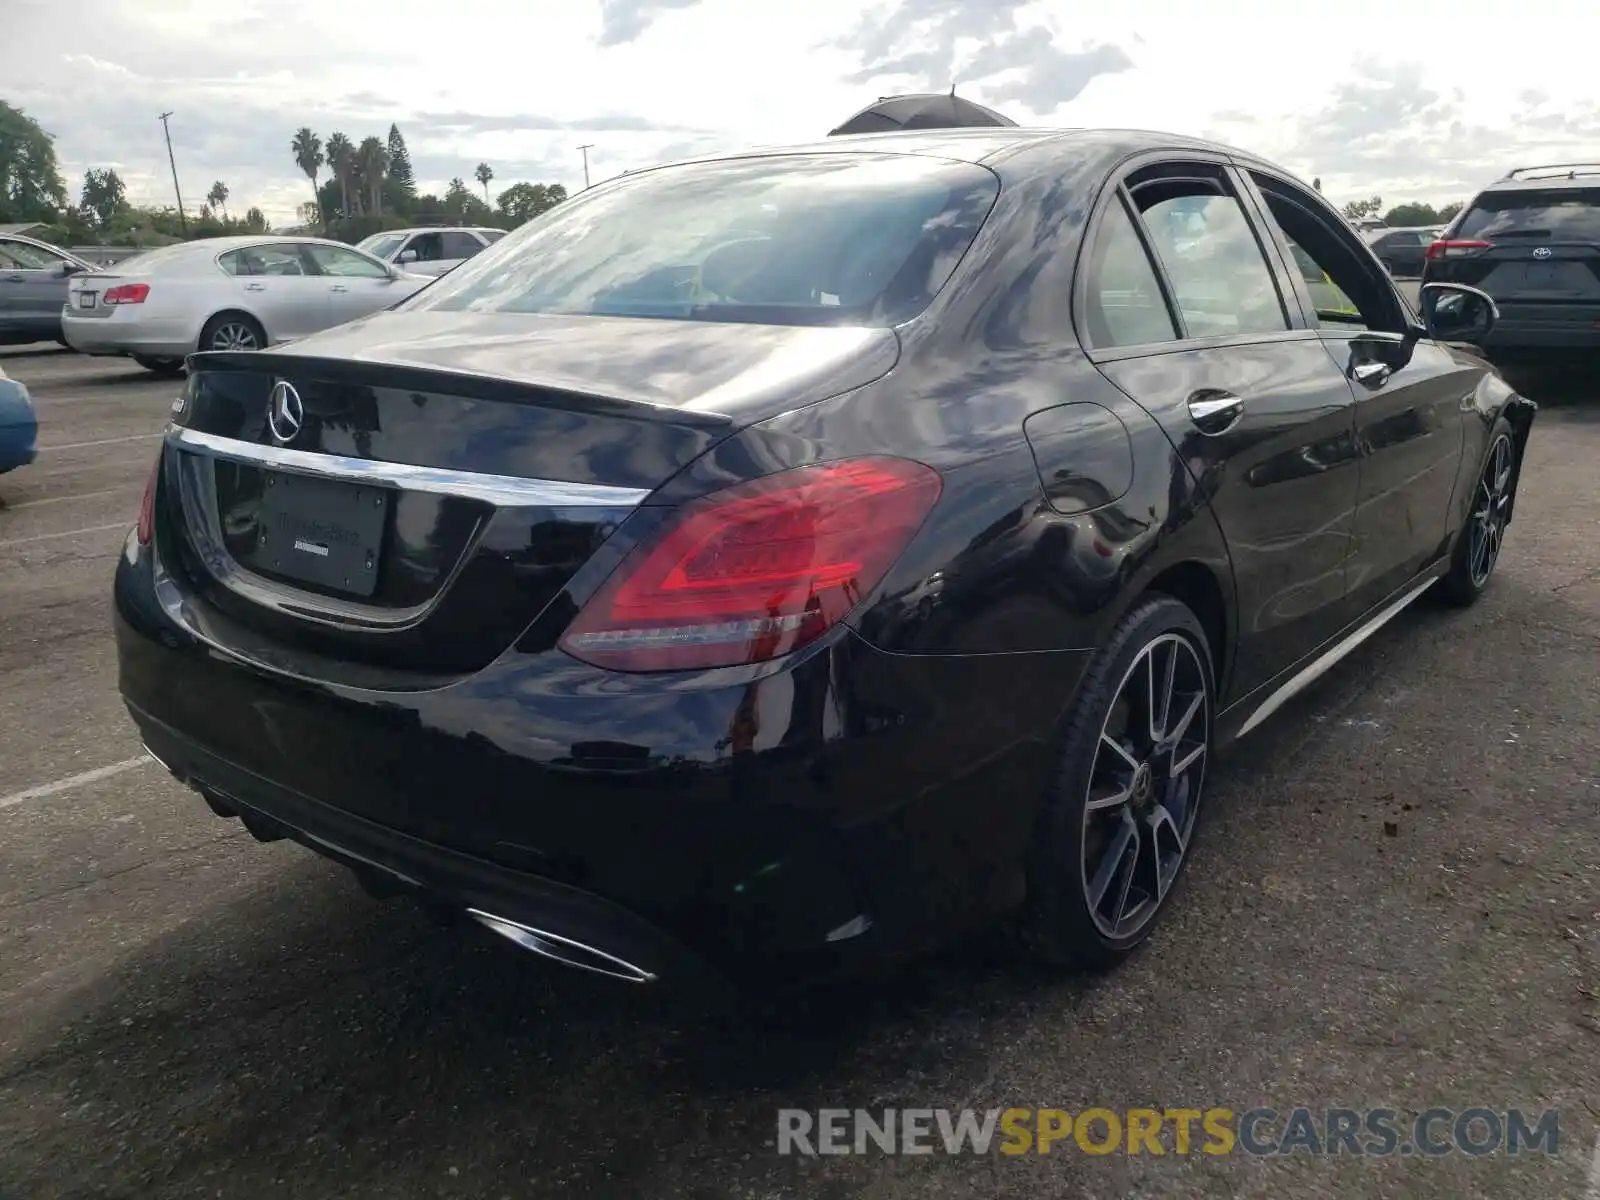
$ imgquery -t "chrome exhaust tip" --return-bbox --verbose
[465,908,658,984]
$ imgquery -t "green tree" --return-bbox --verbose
[443,176,473,217]
[297,201,321,229]
[1383,201,1441,227]
[325,132,356,217]
[0,101,69,221]
[1312,176,1322,193]
[496,181,568,225]
[1437,201,1463,224]
[290,127,324,229]
[356,135,389,218]
[244,206,269,233]
[206,180,230,221]
[385,124,416,214]
[80,167,128,228]
[1342,195,1383,220]
[474,162,494,203]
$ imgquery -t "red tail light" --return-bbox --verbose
[103,283,150,305]
[135,457,159,546]
[560,457,942,672]
[1426,239,1493,262]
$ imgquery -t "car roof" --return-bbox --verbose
[681,126,1264,168]
[1476,169,1600,193]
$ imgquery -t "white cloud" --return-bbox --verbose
[6,0,1594,225]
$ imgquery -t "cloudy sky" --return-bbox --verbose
[8,0,1597,226]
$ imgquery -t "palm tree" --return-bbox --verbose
[356,136,389,218]
[206,180,229,222]
[474,162,494,203]
[290,128,324,229]
[325,132,355,218]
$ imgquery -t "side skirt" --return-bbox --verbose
[1223,566,1446,743]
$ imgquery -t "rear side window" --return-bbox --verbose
[1458,188,1600,239]
[1129,168,1289,338]
[402,154,1000,327]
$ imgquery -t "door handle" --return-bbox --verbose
[329,285,349,293]
[1352,361,1390,387]
[1187,389,1245,435]
[244,283,266,292]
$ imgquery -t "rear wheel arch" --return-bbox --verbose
[199,309,268,352]
[1142,562,1229,690]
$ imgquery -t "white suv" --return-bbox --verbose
[356,226,506,278]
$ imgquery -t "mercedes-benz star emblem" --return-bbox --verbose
[267,381,303,444]
[1532,246,1553,259]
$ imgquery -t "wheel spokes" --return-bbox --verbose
[1080,631,1211,941]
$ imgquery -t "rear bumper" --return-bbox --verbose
[1483,306,1600,350]
[114,528,1084,989]
[0,379,38,472]
[62,312,196,358]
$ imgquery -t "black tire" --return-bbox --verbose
[132,354,185,376]
[1021,594,1216,970]
[1434,421,1518,607]
[199,312,267,353]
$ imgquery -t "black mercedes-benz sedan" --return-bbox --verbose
[116,128,1536,993]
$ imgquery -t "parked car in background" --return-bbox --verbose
[1423,163,1600,359]
[118,129,1534,995]
[0,362,38,475]
[0,232,94,346]
[61,236,431,375]
[1362,226,1441,277]
[356,226,506,277]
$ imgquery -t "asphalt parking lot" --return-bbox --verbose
[1,342,1597,1200]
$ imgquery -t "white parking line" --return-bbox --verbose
[39,434,163,452]
[0,756,152,810]
[4,487,132,511]
[0,521,128,548]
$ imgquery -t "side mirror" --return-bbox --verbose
[396,249,418,264]
[60,261,86,277]
[1418,282,1497,345]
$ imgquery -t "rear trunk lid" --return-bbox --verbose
[156,310,898,686]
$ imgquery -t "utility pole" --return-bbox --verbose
[158,111,188,234]
[577,143,594,190]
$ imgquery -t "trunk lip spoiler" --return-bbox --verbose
[167,426,654,509]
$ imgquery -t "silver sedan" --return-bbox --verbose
[60,235,431,375]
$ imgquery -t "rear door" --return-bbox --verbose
[217,244,330,342]
[1434,184,1600,313]
[301,244,404,326]
[0,238,73,338]
[1243,167,1484,619]
[1078,156,1361,698]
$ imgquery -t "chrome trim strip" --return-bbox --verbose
[465,908,658,983]
[167,426,652,508]
[1234,573,1440,739]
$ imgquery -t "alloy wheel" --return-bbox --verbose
[1468,434,1514,588]
[1080,632,1210,940]
[210,322,260,351]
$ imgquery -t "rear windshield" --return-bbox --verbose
[1457,188,1600,240]
[400,154,1000,327]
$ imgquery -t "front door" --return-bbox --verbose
[1243,169,1487,618]
[1078,158,1361,699]
[301,244,400,327]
